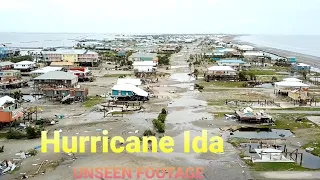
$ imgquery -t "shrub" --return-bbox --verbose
[161,108,167,115]
[7,130,26,139]
[28,149,38,156]
[158,113,167,123]
[152,119,165,133]
[143,129,156,136]
[26,127,42,139]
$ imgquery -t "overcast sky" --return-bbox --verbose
[1,0,319,35]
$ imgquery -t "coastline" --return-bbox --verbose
[233,38,320,69]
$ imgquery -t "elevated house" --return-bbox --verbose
[30,66,64,78]
[0,70,21,81]
[287,57,297,63]
[206,66,237,81]
[128,53,158,63]
[0,70,26,89]
[33,71,78,89]
[13,61,36,72]
[41,49,99,67]
[68,67,93,81]
[237,45,254,52]
[0,61,14,70]
[50,61,74,69]
[111,84,149,101]
[0,96,23,126]
[132,61,157,73]
[292,63,311,72]
[33,71,88,102]
[0,45,19,59]
[274,79,310,104]
[243,51,271,66]
[217,59,250,71]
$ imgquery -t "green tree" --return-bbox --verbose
[272,76,278,82]
[13,90,23,101]
[238,71,247,81]
[193,69,199,80]
[302,71,307,80]
[248,72,256,81]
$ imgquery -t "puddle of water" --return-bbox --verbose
[300,151,320,169]
[167,108,213,124]
[125,112,158,128]
[255,83,273,89]
[84,112,105,121]
[230,129,293,139]
[168,95,207,108]
[171,65,189,69]
[134,130,222,165]
[170,73,195,83]
[169,83,195,90]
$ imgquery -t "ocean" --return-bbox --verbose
[0,32,118,48]
[236,35,320,58]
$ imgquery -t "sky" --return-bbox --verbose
[1,0,320,35]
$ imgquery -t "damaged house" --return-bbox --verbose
[33,71,88,102]
[111,83,149,101]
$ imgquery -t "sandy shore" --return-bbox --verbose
[234,38,320,68]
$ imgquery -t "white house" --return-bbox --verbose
[30,66,63,77]
[238,45,254,51]
[132,61,157,73]
[207,66,236,75]
[14,61,36,71]
[217,59,250,71]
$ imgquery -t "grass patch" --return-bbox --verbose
[103,73,132,77]
[207,99,226,106]
[245,161,312,171]
[213,112,232,118]
[228,138,250,147]
[256,75,285,81]
[302,141,320,157]
[199,81,245,88]
[83,96,105,108]
[111,111,133,115]
[260,114,315,131]
[0,132,6,139]
[247,70,277,76]
[272,107,320,111]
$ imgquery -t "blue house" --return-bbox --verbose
[292,63,311,71]
[287,57,296,63]
[111,84,149,101]
[117,51,126,57]
[0,45,19,59]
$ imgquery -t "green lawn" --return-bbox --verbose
[260,114,320,157]
[261,114,316,131]
[247,70,277,76]
[302,140,320,157]
[83,96,105,108]
[199,81,245,88]
[273,107,320,111]
[245,161,313,171]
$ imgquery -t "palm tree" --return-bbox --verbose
[193,69,199,80]
[13,90,23,101]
